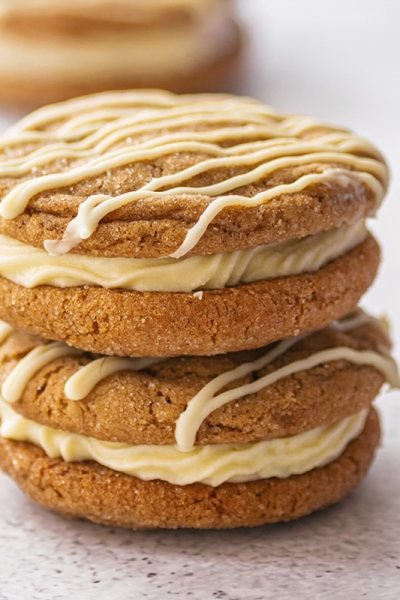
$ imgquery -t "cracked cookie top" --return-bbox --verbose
[0,90,389,259]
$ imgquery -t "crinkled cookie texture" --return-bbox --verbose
[0,0,243,108]
[0,311,392,447]
[0,408,381,529]
[0,309,396,528]
[0,90,388,257]
[0,90,387,356]
[0,90,395,530]
[0,234,381,357]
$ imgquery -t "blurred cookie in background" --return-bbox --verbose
[0,0,244,109]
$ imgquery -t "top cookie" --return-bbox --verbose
[0,90,388,356]
[0,89,388,259]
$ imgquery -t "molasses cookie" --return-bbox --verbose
[0,310,394,446]
[0,411,383,529]
[0,311,398,528]
[0,90,388,356]
[0,0,243,108]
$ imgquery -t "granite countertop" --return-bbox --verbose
[1,1,400,598]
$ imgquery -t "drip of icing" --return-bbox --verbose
[0,397,369,486]
[44,168,379,258]
[330,311,378,332]
[0,91,388,258]
[170,169,380,259]
[0,325,164,404]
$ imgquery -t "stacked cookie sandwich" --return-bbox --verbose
[0,0,242,109]
[0,90,397,529]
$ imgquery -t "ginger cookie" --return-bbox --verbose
[0,408,382,529]
[0,311,398,528]
[0,91,387,356]
[0,310,394,447]
[0,0,243,108]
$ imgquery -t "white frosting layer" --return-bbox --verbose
[0,398,369,486]
[0,0,234,81]
[0,221,366,291]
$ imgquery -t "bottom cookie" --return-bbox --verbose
[0,408,380,529]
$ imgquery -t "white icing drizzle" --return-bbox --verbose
[330,311,377,332]
[0,397,369,486]
[0,315,398,453]
[175,344,399,452]
[0,221,367,292]
[0,91,388,258]
[170,169,379,259]
[1,342,83,404]
[0,331,167,404]
[0,320,13,344]
[64,356,165,400]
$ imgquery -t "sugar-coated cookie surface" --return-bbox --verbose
[0,233,380,356]
[0,307,395,527]
[0,90,388,258]
[0,90,397,530]
[0,311,393,447]
[0,90,388,356]
[0,310,398,491]
[0,1,242,107]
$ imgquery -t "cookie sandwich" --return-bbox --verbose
[0,90,387,357]
[0,0,243,109]
[0,90,396,529]
[0,311,398,529]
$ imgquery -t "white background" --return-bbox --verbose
[0,1,399,598]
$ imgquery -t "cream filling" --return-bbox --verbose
[0,221,366,292]
[0,1,234,81]
[0,398,369,487]
[1,315,398,454]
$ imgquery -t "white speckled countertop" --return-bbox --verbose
[1,1,400,598]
